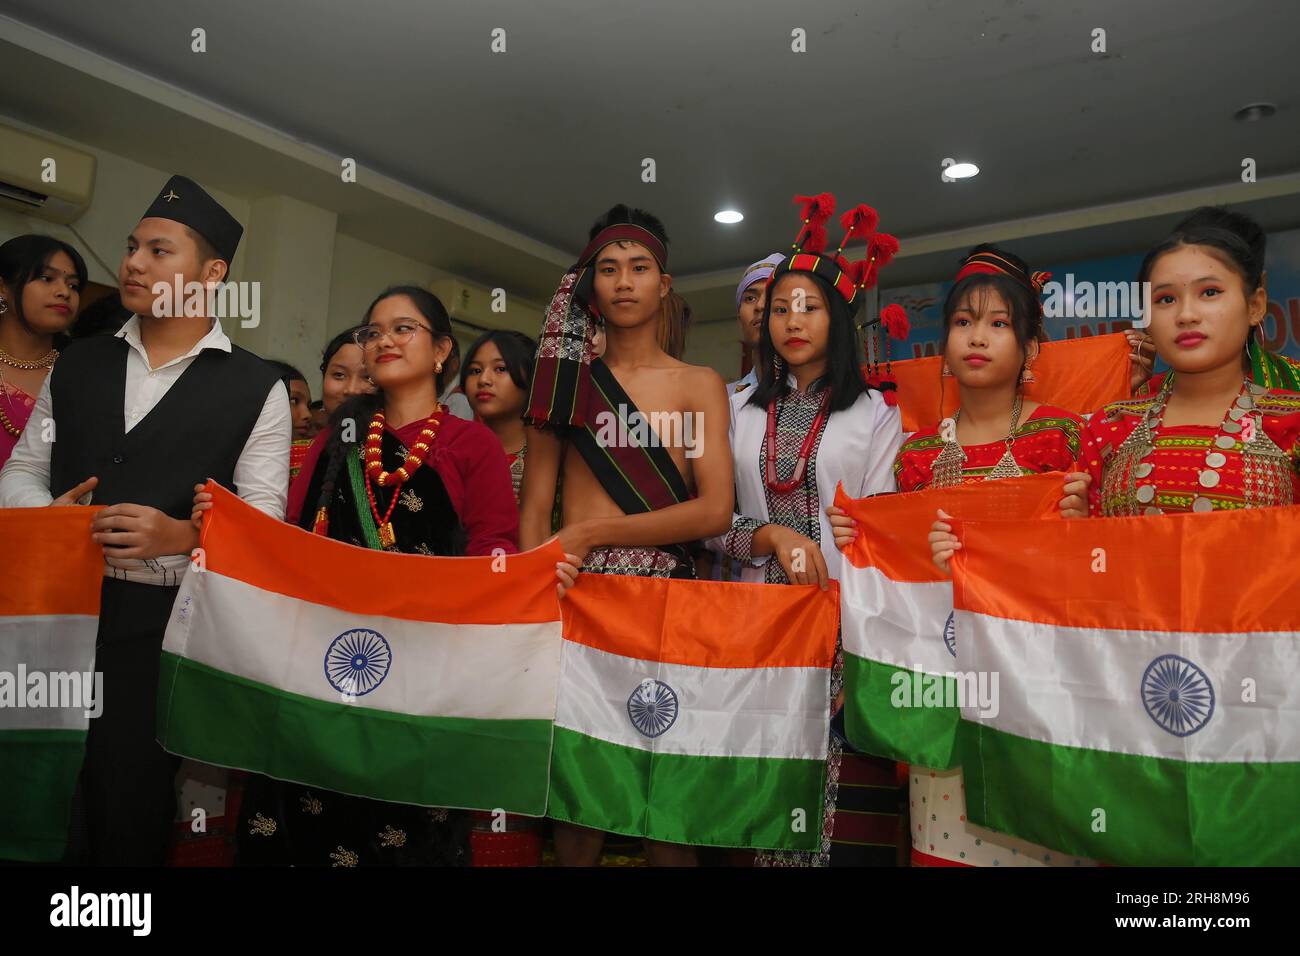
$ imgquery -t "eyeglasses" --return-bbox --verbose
[353,322,436,350]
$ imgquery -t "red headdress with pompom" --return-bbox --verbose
[769,192,906,401]
[772,194,898,309]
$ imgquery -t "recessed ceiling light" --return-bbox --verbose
[946,162,980,179]
[714,209,744,224]
[1234,102,1277,122]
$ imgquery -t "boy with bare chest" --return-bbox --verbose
[519,205,733,864]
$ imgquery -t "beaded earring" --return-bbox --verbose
[771,350,785,382]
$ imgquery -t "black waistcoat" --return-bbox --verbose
[48,334,281,520]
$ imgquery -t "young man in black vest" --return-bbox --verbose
[0,175,291,864]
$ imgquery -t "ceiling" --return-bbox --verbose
[1,0,1298,316]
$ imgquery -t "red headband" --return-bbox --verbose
[954,252,1050,295]
[578,224,669,272]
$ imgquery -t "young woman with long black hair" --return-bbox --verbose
[707,194,905,866]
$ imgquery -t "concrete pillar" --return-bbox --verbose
[232,195,337,397]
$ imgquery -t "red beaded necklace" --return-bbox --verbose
[363,406,444,547]
[764,388,832,494]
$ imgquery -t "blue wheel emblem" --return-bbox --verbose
[1141,654,1214,737]
[324,628,392,697]
[627,679,679,738]
[942,611,957,658]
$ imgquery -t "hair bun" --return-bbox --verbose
[1174,206,1265,270]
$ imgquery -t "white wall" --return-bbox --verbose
[0,119,249,289]
[683,316,746,383]
[0,114,544,403]
[326,232,444,338]
[0,113,744,395]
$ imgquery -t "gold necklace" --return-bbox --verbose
[0,400,19,437]
[0,344,58,370]
[0,362,47,437]
[0,372,21,437]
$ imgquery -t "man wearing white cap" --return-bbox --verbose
[728,253,785,395]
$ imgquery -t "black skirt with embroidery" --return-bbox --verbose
[237,434,473,866]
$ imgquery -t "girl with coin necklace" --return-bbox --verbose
[1061,208,1300,518]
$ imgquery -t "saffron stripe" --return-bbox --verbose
[197,482,565,625]
[563,573,838,669]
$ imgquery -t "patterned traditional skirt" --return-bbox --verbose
[909,766,1097,867]
[582,545,695,579]
[757,642,907,867]
[754,739,905,867]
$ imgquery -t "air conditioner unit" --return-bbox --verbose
[0,123,96,224]
[429,277,536,331]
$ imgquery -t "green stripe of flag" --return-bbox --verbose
[959,722,1300,866]
[548,726,825,850]
[157,652,552,815]
[843,654,960,769]
[0,729,85,862]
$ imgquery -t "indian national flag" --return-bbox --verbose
[549,574,838,850]
[0,506,102,862]
[835,473,1062,768]
[954,506,1300,866]
[158,482,563,815]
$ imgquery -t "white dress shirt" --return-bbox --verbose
[0,316,291,585]
[706,379,903,584]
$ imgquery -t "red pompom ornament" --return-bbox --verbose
[837,204,880,243]
[881,303,910,340]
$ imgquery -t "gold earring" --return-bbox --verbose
[435,360,443,374]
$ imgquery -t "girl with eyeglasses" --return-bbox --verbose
[287,286,519,557]
[203,285,576,867]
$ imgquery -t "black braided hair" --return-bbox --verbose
[311,391,383,528]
